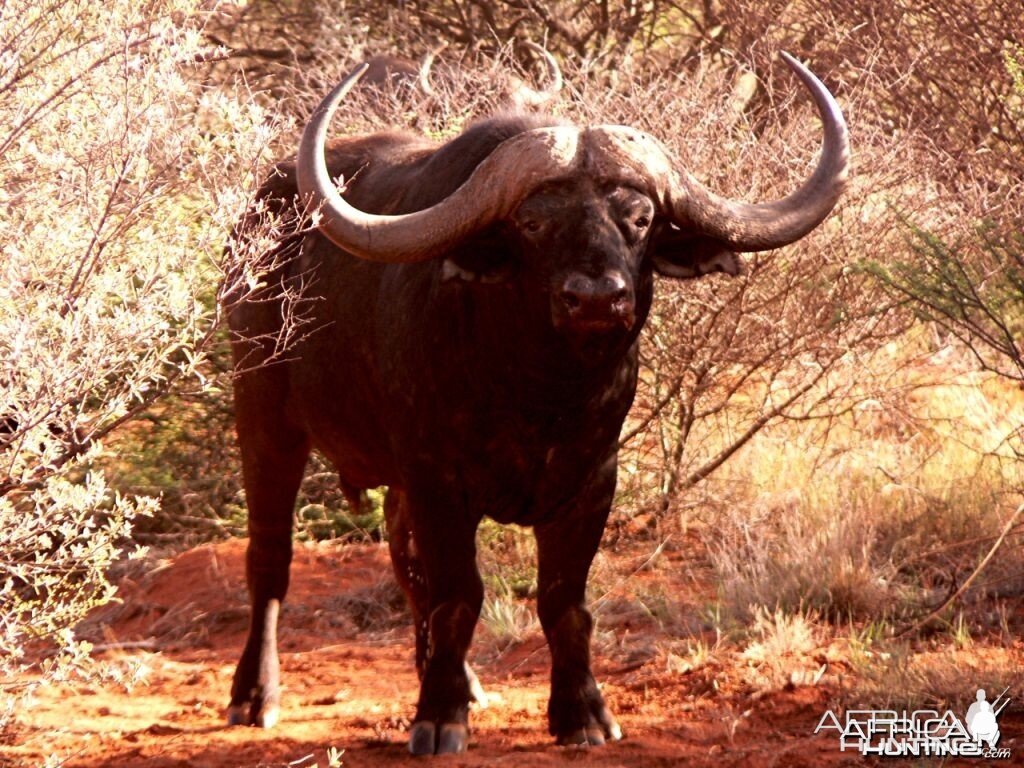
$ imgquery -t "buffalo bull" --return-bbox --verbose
[225,52,848,754]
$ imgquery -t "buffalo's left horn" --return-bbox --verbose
[417,42,448,97]
[296,65,581,263]
[516,41,563,106]
[669,52,849,251]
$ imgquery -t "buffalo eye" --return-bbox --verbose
[522,220,542,235]
[634,215,651,229]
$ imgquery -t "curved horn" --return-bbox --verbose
[668,51,849,251]
[417,42,448,97]
[296,65,582,263]
[515,41,563,107]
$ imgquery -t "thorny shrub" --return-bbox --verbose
[869,45,1024,391]
[0,0,292,724]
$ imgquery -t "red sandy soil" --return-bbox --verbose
[3,537,1021,768]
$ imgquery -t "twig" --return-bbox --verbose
[895,501,1024,637]
[592,537,672,612]
[89,638,159,652]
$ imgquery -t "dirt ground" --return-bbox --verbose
[3,537,1021,768]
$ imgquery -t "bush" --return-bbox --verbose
[0,0,283,722]
[866,46,1023,453]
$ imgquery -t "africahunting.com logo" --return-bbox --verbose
[814,687,1012,759]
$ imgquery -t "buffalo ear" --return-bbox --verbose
[439,229,518,285]
[650,225,743,280]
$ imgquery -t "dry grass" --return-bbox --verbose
[479,594,540,647]
[323,577,408,633]
[849,641,1024,712]
[697,341,1024,624]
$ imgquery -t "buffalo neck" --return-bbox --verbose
[375,260,645,418]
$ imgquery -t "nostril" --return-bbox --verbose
[556,272,634,327]
[559,275,590,311]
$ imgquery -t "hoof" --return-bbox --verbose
[550,678,622,748]
[557,726,610,747]
[438,723,468,754]
[256,707,280,729]
[226,705,247,726]
[409,722,436,755]
[408,721,469,755]
[554,707,622,747]
[225,703,279,728]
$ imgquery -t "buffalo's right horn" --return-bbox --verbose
[296,65,581,263]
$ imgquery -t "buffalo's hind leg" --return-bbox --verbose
[535,460,622,747]
[384,489,431,677]
[227,385,310,728]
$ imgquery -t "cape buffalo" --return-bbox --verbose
[225,52,849,755]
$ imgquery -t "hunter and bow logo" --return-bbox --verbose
[814,686,1012,759]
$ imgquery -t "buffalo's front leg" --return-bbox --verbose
[385,488,488,710]
[535,461,622,747]
[399,486,483,756]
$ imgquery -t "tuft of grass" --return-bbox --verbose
[476,520,538,599]
[741,607,826,690]
[479,592,539,646]
[663,635,720,674]
[326,577,407,633]
[949,611,973,650]
[743,607,822,660]
[709,485,894,622]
